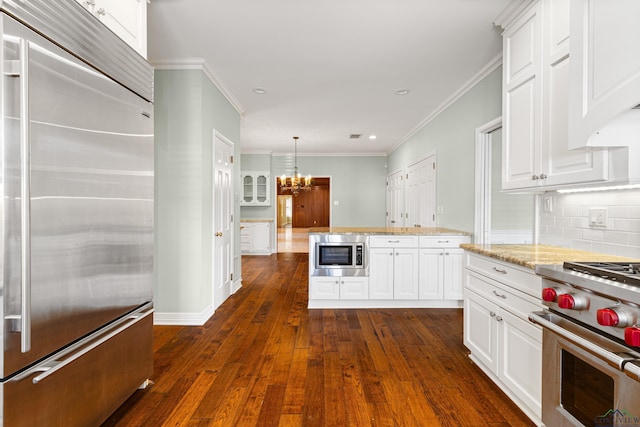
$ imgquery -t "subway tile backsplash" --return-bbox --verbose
[538,189,640,259]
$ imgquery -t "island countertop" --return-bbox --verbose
[308,227,472,236]
[460,243,639,269]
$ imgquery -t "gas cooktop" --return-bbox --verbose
[563,261,640,287]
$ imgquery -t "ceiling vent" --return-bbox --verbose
[349,133,363,139]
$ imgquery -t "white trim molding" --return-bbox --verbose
[154,305,215,326]
[152,58,245,116]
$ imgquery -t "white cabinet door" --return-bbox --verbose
[464,289,498,372]
[369,248,395,299]
[419,249,443,299]
[542,0,608,187]
[76,0,147,57]
[443,249,465,300]
[498,309,542,418]
[309,277,340,300]
[502,5,543,190]
[241,172,271,206]
[393,248,419,299]
[340,277,369,300]
[251,222,271,253]
[569,0,640,149]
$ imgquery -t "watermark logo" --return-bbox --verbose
[594,409,640,427]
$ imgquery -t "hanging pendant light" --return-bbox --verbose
[280,136,311,196]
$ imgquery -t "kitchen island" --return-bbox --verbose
[308,227,472,308]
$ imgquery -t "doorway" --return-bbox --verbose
[474,118,534,244]
[276,177,330,253]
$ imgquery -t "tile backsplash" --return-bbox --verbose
[538,189,640,259]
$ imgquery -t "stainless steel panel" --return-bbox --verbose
[1,14,154,377]
[1,305,153,427]
[0,0,153,101]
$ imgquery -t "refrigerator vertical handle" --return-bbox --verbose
[19,38,31,353]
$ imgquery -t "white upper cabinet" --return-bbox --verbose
[568,0,640,149]
[502,5,542,190]
[241,172,271,206]
[76,0,148,57]
[501,0,612,191]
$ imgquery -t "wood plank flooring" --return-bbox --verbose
[103,253,534,426]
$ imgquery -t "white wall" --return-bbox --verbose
[539,189,640,259]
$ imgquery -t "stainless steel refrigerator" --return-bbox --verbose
[0,1,154,425]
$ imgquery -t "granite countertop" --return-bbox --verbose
[308,227,471,236]
[461,244,640,269]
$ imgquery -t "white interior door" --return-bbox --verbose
[406,155,436,228]
[213,132,234,310]
[386,170,405,227]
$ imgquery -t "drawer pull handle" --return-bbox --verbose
[492,290,507,299]
[388,240,400,243]
[492,267,507,274]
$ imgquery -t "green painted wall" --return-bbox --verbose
[387,67,503,233]
[154,69,241,316]
[240,154,388,227]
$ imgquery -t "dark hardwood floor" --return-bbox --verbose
[104,253,534,426]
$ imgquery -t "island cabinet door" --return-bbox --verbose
[309,277,340,300]
[393,248,419,299]
[369,248,394,299]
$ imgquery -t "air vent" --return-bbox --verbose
[349,134,363,139]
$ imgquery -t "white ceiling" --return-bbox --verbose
[148,0,514,156]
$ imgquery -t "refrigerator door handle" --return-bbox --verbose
[12,305,153,384]
[19,37,32,354]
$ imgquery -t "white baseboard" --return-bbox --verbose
[154,304,215,326]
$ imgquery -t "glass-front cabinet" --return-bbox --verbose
[241,172,270,206]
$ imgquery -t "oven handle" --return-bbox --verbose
[529,311,635,371]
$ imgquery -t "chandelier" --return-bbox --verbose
[280,136,311,196]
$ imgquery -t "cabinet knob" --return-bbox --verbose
[96,7,106,15]
[215,232,223,237]
[532,174,539,180]
[489,311,496,317]
[496,316,503,322]
[539,173,547,179]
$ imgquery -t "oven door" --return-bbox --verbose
[529,311,640,427]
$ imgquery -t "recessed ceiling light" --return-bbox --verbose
[395,89,410,96]
[253,88,267,94]
[369,135,377,140]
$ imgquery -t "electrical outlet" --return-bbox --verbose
[589,208,607,227]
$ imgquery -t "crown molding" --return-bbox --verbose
[152,58,245,116]
[388,53,503,155]
[494,0,538,29]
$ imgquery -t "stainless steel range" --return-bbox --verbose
[531,262,640,427]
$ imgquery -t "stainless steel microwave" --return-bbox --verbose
[310,234,368,276]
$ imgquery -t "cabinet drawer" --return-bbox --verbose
[465,253,541,298]
[465,270,542,322]
[419,235,470,248]
[370,235,418,248]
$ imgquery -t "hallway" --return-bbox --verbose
[277,226,309,253]
[104,253,533,426]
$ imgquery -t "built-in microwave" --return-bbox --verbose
[310,234,367,276]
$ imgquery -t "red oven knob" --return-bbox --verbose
[625,326,640,347]
[557,293,588,310]
[542,287,560,302]
[597,308,620,326]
